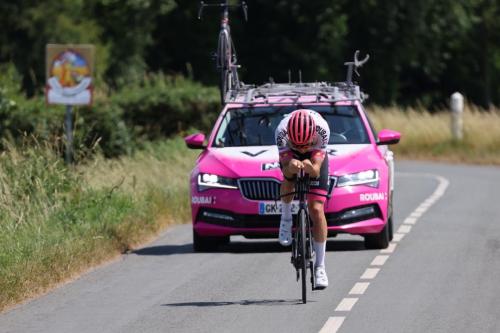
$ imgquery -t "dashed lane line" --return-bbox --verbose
[380,243,397,254]
[360,268,380,279]
[349,282,370,295]
[318,317,345,333]
[392,233,406,242]
[335,298,358,312]
[397,225,412,234]
[370,255,389,266]
[318,173,449,333]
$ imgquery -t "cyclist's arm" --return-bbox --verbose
[281,156,303,178]
[302,156,323,178]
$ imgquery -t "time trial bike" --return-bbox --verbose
[280,169,332,304]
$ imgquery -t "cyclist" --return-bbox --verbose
[275,109,331,289]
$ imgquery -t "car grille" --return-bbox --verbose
[238,179,281,200]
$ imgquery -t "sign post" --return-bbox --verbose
[46,44,94,163]
[65,105,74,164]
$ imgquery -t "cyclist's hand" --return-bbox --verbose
[289,159,304,174]
[302,159,314,174]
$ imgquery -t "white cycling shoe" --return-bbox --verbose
[278,217,293,246]
[315,266,329,289]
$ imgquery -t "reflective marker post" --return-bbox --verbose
[450,92,464,140]
[65,105,73,164]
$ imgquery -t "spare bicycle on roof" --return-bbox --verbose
[198,0,247,104]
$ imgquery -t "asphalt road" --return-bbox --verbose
[1,161,499,333]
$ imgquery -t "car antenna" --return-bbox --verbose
[288,69,291,84]
[298,70,302,84]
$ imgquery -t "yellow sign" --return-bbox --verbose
[46,44,95,105]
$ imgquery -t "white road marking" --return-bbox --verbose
[335,298,358,312]
[371,255,389,266]
[418,203,431,209]
[410,211,422,219]
[414,206,428,214]
[349,282,370,295]
[318,317,345,333]
[380,243,397,253]
[397,225,412,234]
[361,268,380,279]
[392,233,406,242]
[403,217,418,225]
[320,173,450,333]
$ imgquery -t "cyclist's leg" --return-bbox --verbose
[279,168,296,246]
[308,154,329,242]
[308,200,327,242]
[308,156,329,282]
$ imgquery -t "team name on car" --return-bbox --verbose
[360,193,386,201]
[262,162,280,171]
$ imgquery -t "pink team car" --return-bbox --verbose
[185,82,401,251]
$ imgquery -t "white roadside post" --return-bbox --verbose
[450,92,464,140]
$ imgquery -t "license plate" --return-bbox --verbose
[258,201,300,215]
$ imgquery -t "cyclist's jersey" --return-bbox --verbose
[275,110,330,162]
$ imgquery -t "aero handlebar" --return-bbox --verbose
[344,50,370,84]
[198,1,248,21]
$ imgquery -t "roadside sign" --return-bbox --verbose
[45,44,94,105]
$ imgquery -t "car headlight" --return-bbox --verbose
[336,170,379,188]
[197,173,238,191]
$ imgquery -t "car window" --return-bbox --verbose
[319,106,370,144]
[212,105,370,147]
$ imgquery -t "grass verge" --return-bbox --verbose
[0,137,198,312]
[368,106,500,165]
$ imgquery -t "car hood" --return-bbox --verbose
[199,144,379,179]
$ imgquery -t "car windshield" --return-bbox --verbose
[212,105,370,147]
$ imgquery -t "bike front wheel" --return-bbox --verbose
[299,209,308,304]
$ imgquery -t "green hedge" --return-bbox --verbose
[0,71,220,158]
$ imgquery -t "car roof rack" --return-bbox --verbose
[225,81,368,105]
[224,50,370,105]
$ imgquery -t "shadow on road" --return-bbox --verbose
[162,299,304,307]
[326,239,366,252]
[133,239,366,256]
[132,244,193,256]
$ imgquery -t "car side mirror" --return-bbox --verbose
[377,129,401,145]
[184,133,206,149]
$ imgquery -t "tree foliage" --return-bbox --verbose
[0,0,499,107]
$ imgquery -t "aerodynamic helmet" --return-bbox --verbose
[287,109,317,147]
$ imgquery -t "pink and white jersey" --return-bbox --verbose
[275,110,330,161]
